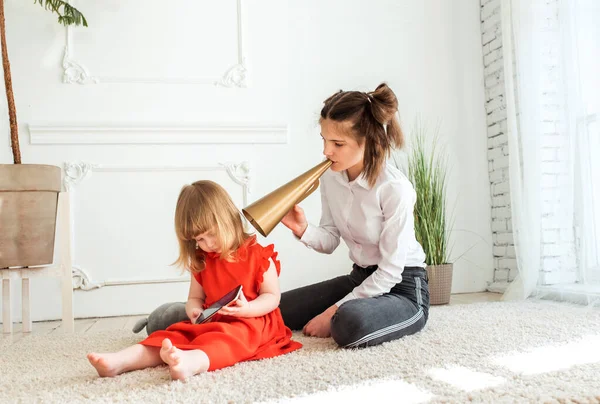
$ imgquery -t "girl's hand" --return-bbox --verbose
[186,307,203,323]
[281,205,308,238]
[218,292,250,317]
[303,305,337,338]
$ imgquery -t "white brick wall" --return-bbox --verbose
[480,0,577,286]
[480,0,516,284]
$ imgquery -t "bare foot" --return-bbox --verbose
[87,352,123,377]
[159,338,209,381]
[87,345,163,378]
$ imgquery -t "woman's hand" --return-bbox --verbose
[303,305,338,338]
[186,306,203,323]
[218,292,250,317]
[281,205,308,238]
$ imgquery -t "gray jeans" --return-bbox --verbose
[279,265,429,348]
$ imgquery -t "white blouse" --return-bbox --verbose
[299,163,426,307]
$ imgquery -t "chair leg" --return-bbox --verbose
[58,192,75,333]
[61,273,74,333]
[2,278,12,334]
[22,277,32,333]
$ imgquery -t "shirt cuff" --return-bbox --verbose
[298,223,317,247]
[336,291,358,307]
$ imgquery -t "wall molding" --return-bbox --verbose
[63,161,252,198]
[72,265,189,290]
[29,124,288,145]
[63,0,249,87]
[64,161,252,290]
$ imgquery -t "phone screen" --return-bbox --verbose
[195,285,243,324]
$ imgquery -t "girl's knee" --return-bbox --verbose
[330,302,363,347]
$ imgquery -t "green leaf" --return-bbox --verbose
[406,117,451,265]
[33,0,88,27]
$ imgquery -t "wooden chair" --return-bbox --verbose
[2,192,74,333]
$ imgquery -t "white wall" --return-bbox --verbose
[1,0,493,322]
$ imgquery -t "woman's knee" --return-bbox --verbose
[330,299,427,348]
[330,301,366,347]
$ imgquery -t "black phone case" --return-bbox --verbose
[195,285,243,324]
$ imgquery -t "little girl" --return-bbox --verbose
[87,180,302,381]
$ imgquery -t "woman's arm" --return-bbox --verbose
[297,181,341,254]
[185,274,206,322]
[219,260,281,318]
[336,180,416,306]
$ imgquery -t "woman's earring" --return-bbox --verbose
[195,242,199,250]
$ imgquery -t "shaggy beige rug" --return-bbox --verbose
[1,300,600,403]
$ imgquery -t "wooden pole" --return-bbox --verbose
[0,0,21,164]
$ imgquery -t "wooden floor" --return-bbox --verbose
[1,292,502,343]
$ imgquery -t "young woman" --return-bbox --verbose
[280,83,430,348]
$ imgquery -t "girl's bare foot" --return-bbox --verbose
[87,344,163,377]
[87,352,124,377]
[159,338,210,381]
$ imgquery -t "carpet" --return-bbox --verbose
[1,300,600,403]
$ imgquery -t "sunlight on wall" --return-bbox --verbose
[427,365,505,391]
[492,335,600,375]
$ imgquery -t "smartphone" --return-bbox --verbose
[195,285,243,324]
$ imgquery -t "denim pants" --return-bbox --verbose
[279,265,430,348]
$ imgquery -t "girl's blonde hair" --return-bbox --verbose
[173,180,252,273]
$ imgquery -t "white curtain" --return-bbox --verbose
[501,0,600,305]
[568,0,600,301]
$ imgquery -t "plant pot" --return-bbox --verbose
[0,164,61,268]
[426,263,453,305]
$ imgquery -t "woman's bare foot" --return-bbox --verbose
[160,338,210,381]
[87,344,163,377]
[87,352,124,377]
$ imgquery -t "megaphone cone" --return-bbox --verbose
[242,159,333,237]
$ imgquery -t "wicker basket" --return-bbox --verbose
[426,264,453,305]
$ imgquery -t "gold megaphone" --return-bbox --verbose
[242,159,333,237]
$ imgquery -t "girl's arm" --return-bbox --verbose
[219,260,280,318]
[185,274,206,322]
[298,181,341,254]
[282,180,341,254]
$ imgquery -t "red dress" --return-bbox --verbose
[140,236,302,371]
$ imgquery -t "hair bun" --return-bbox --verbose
[369,83,398,124]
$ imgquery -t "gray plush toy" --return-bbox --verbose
[132,302,189,334]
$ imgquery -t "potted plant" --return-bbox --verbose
[409,120,453,304]
[0,1,87,268]
[392,119,453,305]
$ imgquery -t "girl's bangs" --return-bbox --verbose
[178,206,214,241]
